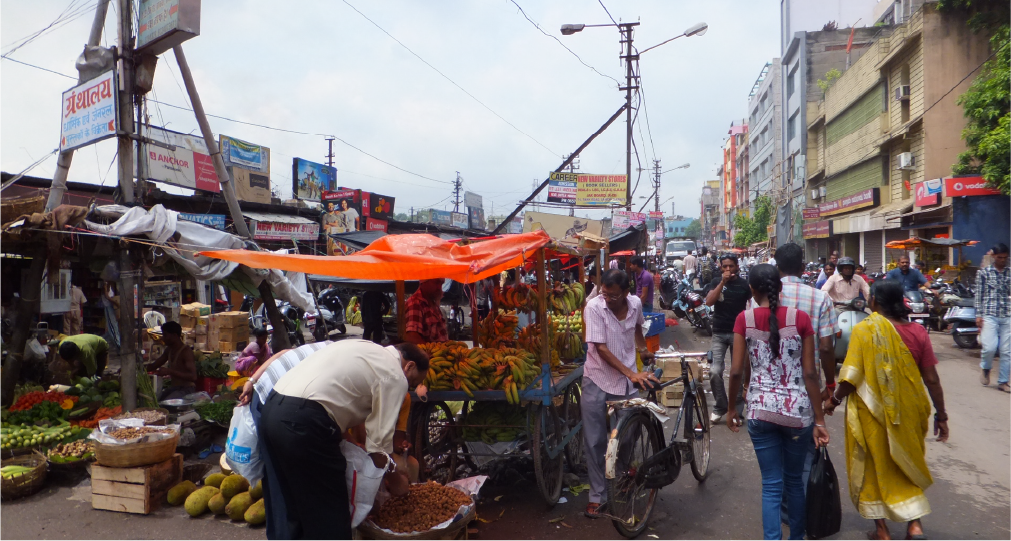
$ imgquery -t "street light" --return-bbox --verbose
[560,20,708,210]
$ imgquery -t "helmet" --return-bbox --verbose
[837,256,856,268]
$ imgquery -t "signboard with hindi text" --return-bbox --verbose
[60,70,117,152]
[137,0,201,55]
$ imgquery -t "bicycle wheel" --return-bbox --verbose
[608,411,662,538]
[689,390,711,482]
[416,401,458,483]
[530,403,565,506]
[561,383,586,474]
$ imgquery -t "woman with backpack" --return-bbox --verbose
[726,264,831,540]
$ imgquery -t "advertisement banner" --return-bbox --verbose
[943,176,1001,197]
[60,69,117,152]
[322,189,363,232]
[509,216,523,234]
[817,188,879,217]
[220,135,270,173]
[365,218,388,232]
[802,220,831,239]
[648,211,664,220]
[142,125,220,192]
[612,211,630,230]
[924,178,943,195]
[367,193,396,221]
[451,212,468,229]
[628,212,647,227]
[136,0,200,55]
[523,211,605,247]
[802,207,821,220]
[656,221,665,239]
[464,191,483,209]
[468,206,485,230]
[576,174,627,206]
[292,158,336,201]
[547,172,578,204]
[178,213,225,230]
[230,166,271,204]
[251,220,319,241]
[430,210,453,226]
[914,182,939,207]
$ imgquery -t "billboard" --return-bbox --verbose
[365,218,388,232]
[60,69,117,152]
[943,176,1001,197]
[366,193,396,221]
[220,135,270,173]
[576,174,627,206]
[142,125,220,192]
[468,206,485,230]
[292,158,336,201]
[648,211,664,220]
[322,189,363,255]
[230,166,271,204]
[251,220,319,241]
[523,211,605,247]
[914,182,939,207]
[136,0,200,55]
[464,191,483,209]
[178,213,225,230]
[547,172,578,204]
[451,212,468,229]
[430,210,453,226]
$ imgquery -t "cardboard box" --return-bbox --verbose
[180,303,210,318]
[218,340,248,353]
[179,315,196,329]
[195,340,207,351]
[218,326,249,343]
[206,330,219,347]
[194,323,208,336]
[197,316,210,327]
[660,382,685,408]
[216,311,249,329]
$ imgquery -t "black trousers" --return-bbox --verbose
[362,319,384,344]
[260,391,350,540]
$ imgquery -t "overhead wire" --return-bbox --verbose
[0,149,60,191]
[340,0,558,157]
[2,0,96,58]
[597,0,619,26]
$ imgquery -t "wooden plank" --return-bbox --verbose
[90,454,182,490]
[395,280,406,340]
[91,464,147,484]
[93,493,150,514]
[91,479,149,500]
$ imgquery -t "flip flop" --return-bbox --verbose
[867,531,889,540]
[584,502,603,519]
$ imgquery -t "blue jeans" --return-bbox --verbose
[980,316,1011,385]
[748,420,812,540]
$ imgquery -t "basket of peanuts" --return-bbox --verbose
[89,419,180,468]
[358,480,480,540]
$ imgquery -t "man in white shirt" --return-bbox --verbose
[683,251,697,279]
[259,340,429,539]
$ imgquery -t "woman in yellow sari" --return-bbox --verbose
[823,279,949,540]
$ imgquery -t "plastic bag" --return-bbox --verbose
[806,446,841,539]
[89,418,180,445]
[225,405,263,485]
[341,440,391,528]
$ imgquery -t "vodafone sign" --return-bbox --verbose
[944,176,1001,197]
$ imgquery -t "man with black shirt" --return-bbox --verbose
[704,254,752,423]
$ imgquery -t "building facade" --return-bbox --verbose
[748,60,785,205]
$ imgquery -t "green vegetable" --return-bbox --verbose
[195,401,237,424]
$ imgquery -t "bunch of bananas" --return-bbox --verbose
[548,283,585,315]
[345,297,363,326]
[461,402,526,444]
[419,343,541,405]
[476,310,519,349]
[516,324,561,367]
[493,284,539,312]
[551,312,585,359]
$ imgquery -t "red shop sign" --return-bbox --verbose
[818,188,879,217]
[802,220,831,239]
[914,182,939,207]
[943,176,1001,197]
[802,207,821,220]
[365,218,388,232]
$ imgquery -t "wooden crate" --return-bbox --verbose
[91,454,183,514]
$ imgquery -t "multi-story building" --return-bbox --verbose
[781,0,881,54]
[723,121,748,226]
[748,60,784,207]
[700,180,722,248]
[803,3,1004,270]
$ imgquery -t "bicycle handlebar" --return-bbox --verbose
[653,351,711,360]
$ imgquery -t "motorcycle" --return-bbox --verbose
[666,270,712,335]
[943,277,978,348]
[442,280,468,341]
[834,297,870,361]
[904,290,930,331]
[314,287,348,341]
[245,298,309,347]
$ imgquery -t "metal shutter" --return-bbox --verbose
[864,231,883,274]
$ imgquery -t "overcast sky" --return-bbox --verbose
[1,0,780,220]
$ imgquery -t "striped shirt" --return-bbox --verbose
[254,342,331,404]
[584,294,645,395]
[975,265,1010,319]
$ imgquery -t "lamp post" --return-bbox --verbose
[561,21,708,210]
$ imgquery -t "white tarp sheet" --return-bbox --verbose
[85,205,313,311]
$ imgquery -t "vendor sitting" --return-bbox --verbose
[58,333,109,378]
[148,321,198,400]
[235,328,272,377]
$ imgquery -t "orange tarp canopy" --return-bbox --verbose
[199,231,552,283]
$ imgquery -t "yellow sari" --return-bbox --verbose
[839,313,933,521]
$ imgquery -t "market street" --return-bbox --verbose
[3,318,1007,540]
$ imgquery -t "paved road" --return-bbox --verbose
[3,315,1008,539]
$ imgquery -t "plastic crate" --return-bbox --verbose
[645,334,660,353]
[644,312,666,337]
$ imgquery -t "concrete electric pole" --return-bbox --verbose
[325,136,335,168]
[453,172,463,212]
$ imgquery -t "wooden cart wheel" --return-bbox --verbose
[561,382,587,474]
[415,401,458,483]
[529,402,565,506]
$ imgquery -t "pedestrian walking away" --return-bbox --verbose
[629,256,655,311]
[726,264,830,540]
[976,243,1010,392]
[580,268,658,519]
[705,253,752,423]
[823,279,949,541]
[361,290,392,344]
[259,340,429,539]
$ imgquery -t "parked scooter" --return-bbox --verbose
[943,277,978,348]
[314,287,348,341]
[904,290,930,331]
[834,297,870,361]
[245,297,309,347]
[666,270,713,335]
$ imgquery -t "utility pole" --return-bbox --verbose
[619,22,640,211]
[452,172,463,212]
[653,159,662,212]
[325,136,335,167]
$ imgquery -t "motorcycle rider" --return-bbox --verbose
[821,257,870,309]
[886,255,928,292]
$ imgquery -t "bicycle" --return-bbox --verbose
[604,351,713,538]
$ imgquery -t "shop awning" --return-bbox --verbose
[885,236,979,249]
[200,230,552,283]
[871,199,914,217]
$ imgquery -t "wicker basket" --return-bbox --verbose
[113,408,170,426]
[1,451,48,501]
[94,433,179,468]
[358,503,476,540]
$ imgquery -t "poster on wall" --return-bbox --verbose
[292,158,336,201]
[142,125,220,193]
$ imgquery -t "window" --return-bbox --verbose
[788,112,798,141]
[787,66,797,99]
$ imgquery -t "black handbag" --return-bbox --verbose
[806,446,842,539]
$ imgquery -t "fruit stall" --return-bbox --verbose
[200,231,589,506]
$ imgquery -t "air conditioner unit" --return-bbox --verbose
[898,152,915,170]
[819,186,827,197]
[810,189,818,200]
[894,85,911,101]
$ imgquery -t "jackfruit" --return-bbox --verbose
[219,474,249,500]
[207,492,228,515]
[244,498,266,525]
[204,472,227,488]
[248,479,262,501]
[184,486,219,517]
[166,481,197,506]
[226,491,253,521]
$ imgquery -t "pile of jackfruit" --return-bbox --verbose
[167,472,265,525]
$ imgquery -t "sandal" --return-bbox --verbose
[997,383,1010,393]
[584,502,603,519]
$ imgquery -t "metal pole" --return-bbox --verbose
[172,45,251,239]
[45,0,112,212]
[624,24,635,211]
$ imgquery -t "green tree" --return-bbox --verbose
[684,218,702,239]
[732,196,774,247]
[393,212,410,222]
